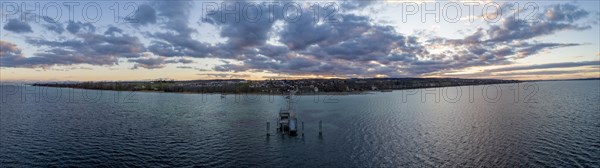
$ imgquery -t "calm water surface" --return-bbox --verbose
[1,80,599,167]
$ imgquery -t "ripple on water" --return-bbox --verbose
[1,81,599,167]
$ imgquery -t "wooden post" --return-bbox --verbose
[266,122,270,136]
[302,121,304,136]
[319,120,322,136]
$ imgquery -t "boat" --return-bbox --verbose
[278,91,298,136]
[221,94,226,99]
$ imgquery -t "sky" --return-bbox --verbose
[0,0,599,82]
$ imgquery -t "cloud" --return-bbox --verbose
[209,9,428,77]
[0,40,24,67]
[197,73,251,79]
[443,3,592,45]
[416,3,593,76]
[515,42,580,58]
[27,32,145,58]
[440,61,599,78]
[279,14,377,50]
[1,1,596,79]
[3,19,32,33]
[485,19,590,43]
[41,16,65,34]
[0,41,23,57]
[145,0,213,57]
[339,0,375,10]
[2,27,146,68]
[165,58,194,64]
[448,69,597,78]
[203,1,281,49]
[104,26,123,35]
[66,21,96,34]
[0,41,106,68]
[131,4,157,25]
[128,56,195,70]
[486,61,599,73]
[495,70,588,76]
[210,3,596,77]
[485,4,591,43]
[129,57,166,69]
[544,3,590,22]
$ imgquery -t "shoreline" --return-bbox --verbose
[28,82,526,96]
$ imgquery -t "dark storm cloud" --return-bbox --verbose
[3,19,32,33]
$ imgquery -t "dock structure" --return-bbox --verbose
[278,91,298,136]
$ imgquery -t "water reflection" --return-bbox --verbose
[1,80,598,167]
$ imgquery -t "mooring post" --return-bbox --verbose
[266,122,270,136]
[302,121,304,136]
[319,120,322,136]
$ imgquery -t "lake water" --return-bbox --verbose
[1,80,599,167]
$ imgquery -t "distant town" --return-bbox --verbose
[32,78,521,95]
